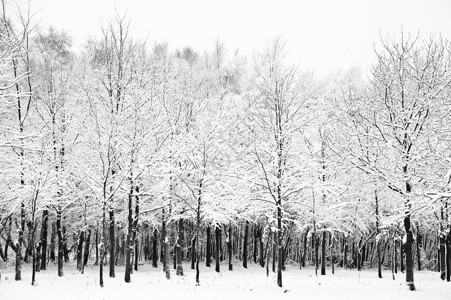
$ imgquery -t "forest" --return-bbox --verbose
[0,0,450,297]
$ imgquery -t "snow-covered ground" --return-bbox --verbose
[0,263,450,300]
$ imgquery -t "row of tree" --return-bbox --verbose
[0,2,450,290]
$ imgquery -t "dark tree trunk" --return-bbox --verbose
[14,202,25,281]
[321,231,326,275]
[404,214,415,290]
[109,210,115,278]
[272,230,276,273]
[76,231,84,272]
[215,225,221,273]
[446,233,451,282]
[176,219,184,276]
[152,229,158,268]
[36,242,41,273]
[191,236,196,270]
[84,229,91,266]
[56,210,64,277]
[94,229,99,266]
[277,204,283,287]
[343,236,348,269]
[243,221,249,268]
[206,226,211,267]
[40,210,48,270]
[440,233,446,280]
[227,225,233,271]
[133,186,140,272]
[302,232,308,267]
[62,226,69,263]
[315,235,319,275]
[259,227,264,267]
[50,222,56,262]
[253,225,258,264]
[124,190,133,283]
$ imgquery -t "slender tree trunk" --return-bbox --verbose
[446,233,451,282]
[176,219,184,276]
[277,204,283,287]
[206,226,211,267]
[94,229,99,266]
[76,231,84,272]
[84,229,91,266]
[215,225,221,273]
[343,236,348,269]
[132,186,139,272]
[272,230,276,273]
[243,221,249,268]
[227,225,233,271]
[253,225,258,264]
[40,210,48,270]
[302,232,308,268]
[440,232,446,280]
[56,210,63,277]
[125,189,133,283]
[321,231,326,275]
[152,229,158,268]
[259,227,264,267]
[109,210,115,278]
[191,236,196,270]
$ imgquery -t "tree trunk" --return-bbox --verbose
[152,229,158,268]
[321,231,326,275]
[40,210,48,270]
[277,204,283,287]
[243,221,249,268]
[56,210,63,277]
[404,214,415,290]
[191,236,196,270]
[50,222,56,262]
[272,230,276,273]
[440,233,446,280]
[227,225,233,271]
[253,225,258,264]
[84,229,91,266]
[133,186,140,272]
[343,236,348,269]
[259,227,264,267]
[302,232,307,267]
[176,219,184,276]
[76,230,84,272]
[215,225,221,273]
[109,210,115,278]
[124,190,133,283]
[446,233,451,282]
[206,226,211,267]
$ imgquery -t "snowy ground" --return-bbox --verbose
[0,262,450,300]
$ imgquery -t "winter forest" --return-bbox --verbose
[0,0,451,299]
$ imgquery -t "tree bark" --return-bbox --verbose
[152,229,158,268]
[56,210,64,277]
[215,225,221,273]
[40,210,48,270]
[109,210,115,278]
[227,225,233,271]
[76,230,84,272]
[124,189,133,283]
[84,229,91,266]
[321,231,326,275]
[176,219,184,276]
[206,226,211,267]
[243,221,249,268]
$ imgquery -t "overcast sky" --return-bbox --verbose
[33,0,451,75]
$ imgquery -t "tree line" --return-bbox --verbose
[0,2,450,291]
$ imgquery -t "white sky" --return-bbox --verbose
[31,0,451,75]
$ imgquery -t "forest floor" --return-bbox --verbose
[0,261,450,300]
